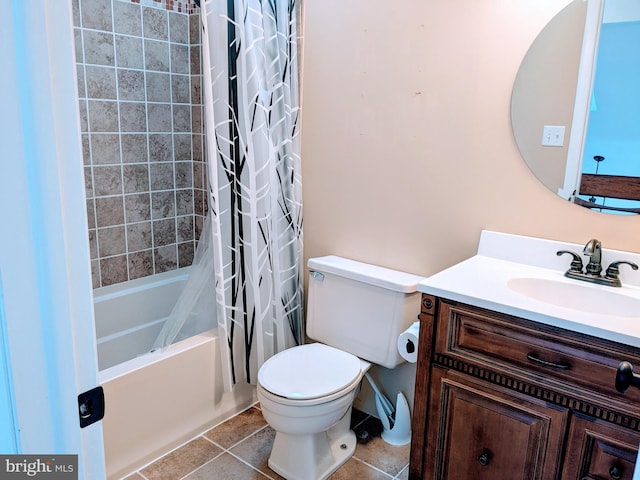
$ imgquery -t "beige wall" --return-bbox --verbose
[300,0,640,280]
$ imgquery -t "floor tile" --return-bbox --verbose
[203,406,267,448]
[132,406,410,480]
[139,437,222,480]
[122,474,145,480]
[328,457,392,480]
[229,425,285,479]
[395,465,410,480]
[353,436,410,477]
[183,452,270,479]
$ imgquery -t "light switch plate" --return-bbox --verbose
[541,125,566,147]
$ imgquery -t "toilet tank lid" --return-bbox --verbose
[307,256,424,293]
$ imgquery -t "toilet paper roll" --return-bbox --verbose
[398,321,420,363]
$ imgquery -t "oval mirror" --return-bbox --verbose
[511,0,640,215]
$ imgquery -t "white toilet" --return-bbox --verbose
[257,255,423,480]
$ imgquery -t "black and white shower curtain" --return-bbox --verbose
[201,0,303,391]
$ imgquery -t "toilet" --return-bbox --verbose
[257,255,423,480]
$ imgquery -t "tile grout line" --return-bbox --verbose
[129,434,225,476]
[131,405,408,480]
[350,456,396,479]
[222,450,279,480]
[147,404,264,479]
[175,443,224,480]
[199,417,402,480]
[177,424,273,480]
[110,0,131,282]
[393,463,410,480]
[127,425,223,478]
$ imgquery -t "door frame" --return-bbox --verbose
[0,0,106,476]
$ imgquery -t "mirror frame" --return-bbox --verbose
[560,0,604,200]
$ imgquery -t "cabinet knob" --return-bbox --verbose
[609,465,624,480]
[615,361,640,393]
[609,465,623,480]
[477,450,491,467]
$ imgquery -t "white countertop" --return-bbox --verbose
[417,231,640,348]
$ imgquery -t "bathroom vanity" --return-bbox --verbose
[409,231,640,480]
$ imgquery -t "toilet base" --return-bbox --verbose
[267,407,356,480]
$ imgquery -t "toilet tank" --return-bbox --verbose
[306,256,424,369]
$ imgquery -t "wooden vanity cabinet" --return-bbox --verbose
[410,295,640,480]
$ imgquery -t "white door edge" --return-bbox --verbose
[0,0,106,477]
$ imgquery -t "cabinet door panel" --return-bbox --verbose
[426,369,567,480]
[562,415,640,480]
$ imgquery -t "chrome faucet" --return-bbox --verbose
[557,239,639,287]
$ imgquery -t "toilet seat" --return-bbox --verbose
[258,343,362,400]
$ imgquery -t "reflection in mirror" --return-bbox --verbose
[511,0,640,215]
[578,0,640,213]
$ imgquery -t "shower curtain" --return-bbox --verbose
[200,0,304,391]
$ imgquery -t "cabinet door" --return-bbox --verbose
[562,414,640,480]
[425,368,568,480]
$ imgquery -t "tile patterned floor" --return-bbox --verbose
[124,404,410,480]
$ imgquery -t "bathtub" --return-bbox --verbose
[94,268,257,479]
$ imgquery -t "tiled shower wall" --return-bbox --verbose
[72,0,207,288]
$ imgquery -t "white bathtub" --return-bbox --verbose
[94,268,257,479]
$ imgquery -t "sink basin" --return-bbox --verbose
[418,231,640,347]
[507,277,640,317]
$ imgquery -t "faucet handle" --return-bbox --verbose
[604,260,639,284]
[557,250,583,273]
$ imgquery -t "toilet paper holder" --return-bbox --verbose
[404,338,416,354]
[398,321,420,364]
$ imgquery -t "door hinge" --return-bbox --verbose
[78,386,104,428]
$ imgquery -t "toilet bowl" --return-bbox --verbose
[257,256,423,480]
[257,343,370,480]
